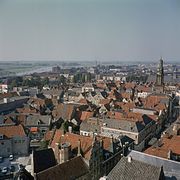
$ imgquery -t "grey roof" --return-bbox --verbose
[25,115,51,126]
[33,148,56,174]
[80,120,101,133]
[36,156,90,180]
[118,135,134,146]
[0,116,4,124]
[102,118,145,133]
[108,157,162,180]
[128,150,180,179]
[28,87,39,97]
[0,96,29,105]
[41,89,63,96]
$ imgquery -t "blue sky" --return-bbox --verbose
[0,0,179,62]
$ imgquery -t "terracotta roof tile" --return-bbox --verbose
[0,124,26,138]
[50,131,93,160]
[0,92,18,100]
[52,103,75,120]
[121,92,132,100]
[44,130,54,142]
[124,82,136,89]
[99,99,111,105]
[17,114,26,125]
[78,98,90,105]
[80,111,94,121]
[16,107,38,114]
[144,135,180,159]
[30,127,38,133]
[3,116,14,124]
[96,82,107,89]
[50,131,112,160]
[108,90,121,100]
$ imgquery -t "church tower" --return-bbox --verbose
[156,57,164,86]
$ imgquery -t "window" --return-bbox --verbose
[1,142,4,145]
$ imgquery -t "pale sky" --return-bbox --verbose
[0,0,180,62]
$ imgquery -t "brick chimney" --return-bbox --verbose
[128,156,132,163]
[77,139,81,156]
[54,143,60,163]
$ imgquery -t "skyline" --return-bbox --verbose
[0,0,180,62]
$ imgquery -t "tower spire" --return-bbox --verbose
[156,57,164,86]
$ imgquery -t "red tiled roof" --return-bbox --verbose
[16,107,38,114]
[44,130,54,142]
[107,111,124,120]
[50,131,112,160]
[0,124,26,138]
[50,131,93,160]
[17,114,26,125]
[124,82,136,89]
[108,90,121,100]
[99,99,111,105]
[154,103,166,112]
[52,103,75,120]
[28,98,52,108]
[121,92,132,99]
[80,111,94,121]
[136,85,152,92]
[0,92,18,100]
[144,95,169,109]
[30,127,38,133]
[96,82,107,89]
[50,130,63,149]
[144,135,180,159]
[4,116,14,124]
[78,98,90,105]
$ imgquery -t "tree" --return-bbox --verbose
[58,75,66,85]
[37,140,49,150]
[62,121,69,132]
[9,79,18,89]
[42,77,49,86]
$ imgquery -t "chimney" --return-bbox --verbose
[167,149,172,160]
[100,139,103,148]
[60,142,71,164]
[172,124,178,135]
[68,126,72,133]
[31,150,35,176]
[54,143,60,163]
[99,176,108,180]
[77,139,81,156]
[3,98,9,103]
[128,156,132,163]
[110,135,114,153]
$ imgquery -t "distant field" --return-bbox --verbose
[0,61,50,77]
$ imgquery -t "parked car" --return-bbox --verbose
[9,154,13,161]
[2,167,8,174]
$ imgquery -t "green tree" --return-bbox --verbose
[42,77,49,85]
[58,75,66,85]
[9,79,18,89]
[37,140,49,150]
